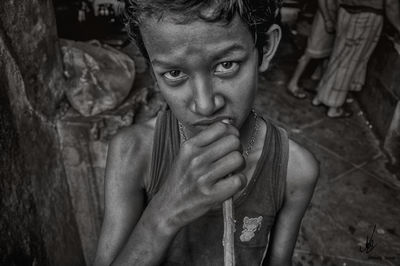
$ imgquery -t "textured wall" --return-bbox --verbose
[0,1,85,265]
[0,0,65,116]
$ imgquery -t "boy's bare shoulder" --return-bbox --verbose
[286,139,319,194]
[106,117,157,188]
[110,116,157,151]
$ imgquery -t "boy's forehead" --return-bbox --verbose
[140,13,255,61]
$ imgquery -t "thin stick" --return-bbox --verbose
[220,119,236,266]
[222,197,235,266]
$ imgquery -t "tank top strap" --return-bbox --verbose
[241,115,288,213]
[234,115,289,214]
[270,124,289,213]
[146,109,180,200]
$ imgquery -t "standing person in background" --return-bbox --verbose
[287,0,338,99]
[312,0,400,118]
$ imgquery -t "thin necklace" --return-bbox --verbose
[178,110,259,158]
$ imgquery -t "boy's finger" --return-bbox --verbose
[211,173,247,201]
[204,151,245,184]
[199,134,242,163]
[190,122,239,147]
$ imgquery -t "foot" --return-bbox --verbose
[326,107,353,119]
[311,97,322,107]
[287,84,307,99]
[346,92,355,103]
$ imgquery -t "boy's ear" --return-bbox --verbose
[258,24,281,72]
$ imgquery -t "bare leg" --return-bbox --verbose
[287,54,311,99]
[311,64,322,80]
[317,58,329,79]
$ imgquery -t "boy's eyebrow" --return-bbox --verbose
[151,58,177,68]
[211,43,248,61]
[151,43,249,67]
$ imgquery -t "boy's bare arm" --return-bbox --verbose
[93,120,182,266]
[94,121,246,266]
[385,0,400,35]
[264,140,319,266]
[93,120,156,266]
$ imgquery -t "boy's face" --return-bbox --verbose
[140,13,267,135]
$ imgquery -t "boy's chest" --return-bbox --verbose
[162,198,276,266]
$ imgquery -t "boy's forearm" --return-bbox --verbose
[111,200,180,266]
[385,0,400,34]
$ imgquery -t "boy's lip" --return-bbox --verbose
[192,116,233,126]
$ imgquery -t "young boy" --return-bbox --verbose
[93,1,318,265]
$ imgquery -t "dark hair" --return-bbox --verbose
[125,0,282,60]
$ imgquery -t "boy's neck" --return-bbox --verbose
[241,110,260,158]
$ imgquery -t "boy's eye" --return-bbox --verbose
[215,61,239,75]
[162,70,187,81]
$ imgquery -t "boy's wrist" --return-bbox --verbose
[144,198,182,237]
[110,203,180,266]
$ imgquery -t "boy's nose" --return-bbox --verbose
[190,77,224,116]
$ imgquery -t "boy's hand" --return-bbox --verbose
[151,122,246,231]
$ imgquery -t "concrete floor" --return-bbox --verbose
[254,32,400,266]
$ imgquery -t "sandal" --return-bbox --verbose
[287,88,307,99]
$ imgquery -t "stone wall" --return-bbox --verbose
[0,1,85,265]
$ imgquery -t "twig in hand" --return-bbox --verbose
[222,187,235,266]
